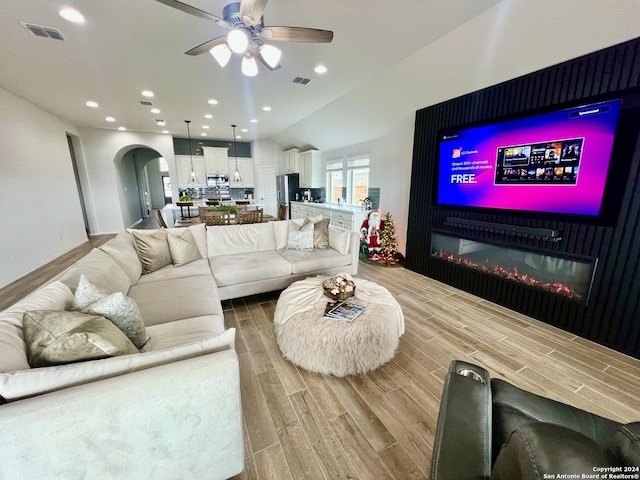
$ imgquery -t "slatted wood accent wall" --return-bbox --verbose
[406,37,640,359]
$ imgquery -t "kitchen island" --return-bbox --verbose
[290,201,372,232]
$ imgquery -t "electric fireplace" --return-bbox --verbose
[430,232,597,304]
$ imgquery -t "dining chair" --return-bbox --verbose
[154,209,168,228]
[200,209,232,226]
[278,204,289,220]
[236,209,263,224]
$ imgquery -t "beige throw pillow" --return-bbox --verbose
[131,230,172,273]
[23,310,138,368]
[167,229,201,267]
[313,218,330,249]
[287,219,314,250]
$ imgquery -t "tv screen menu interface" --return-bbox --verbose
[496,138,584,184]
[437,99,621,216]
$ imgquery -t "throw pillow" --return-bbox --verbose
[328,226,351,255]
[286,219,314,251]
[131,229,172,273]
[71,274,110,311]
[167,229,201,267]
[312,218,330,249]
[83,292,151,352]
[23,310,139,367]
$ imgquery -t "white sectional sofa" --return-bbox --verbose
[0,220,359,480]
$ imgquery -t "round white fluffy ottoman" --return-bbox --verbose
[274,277,404,377]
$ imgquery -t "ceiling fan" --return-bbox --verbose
[155,0,334,76]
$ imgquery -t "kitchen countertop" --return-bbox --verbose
[290,201,373,213]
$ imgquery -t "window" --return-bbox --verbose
[347,156,369,205]
[326,160,343,203]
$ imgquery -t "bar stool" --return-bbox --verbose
[176,201,195,219]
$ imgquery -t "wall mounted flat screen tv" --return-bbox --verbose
[435,97,633,221]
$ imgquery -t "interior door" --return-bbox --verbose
[258,165,277,217]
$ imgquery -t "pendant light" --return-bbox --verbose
[185,120,198,187]
[231,124,242,183]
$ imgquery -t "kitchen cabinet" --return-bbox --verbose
[284,148,300,173]
[290,201,371,233]
[176,155,206,187]
[228,158,255,188]
[298,150,322,188]
[203,147,229,174]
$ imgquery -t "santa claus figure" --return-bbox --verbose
[360,210,384,255]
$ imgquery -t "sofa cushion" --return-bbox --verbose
[132,230,173,273]
[209,251,292,287]
[58,248,131,294]
[207,222,276,257]
[167,229,201,267]
[273,220,290,250]
[286,219,314,250]
[128,274,222,326]
[134,258,212,285]
[0,282,74,373]
[328,226,351,255]
[313,218,330,249]
[146,315,225,350]
[277,247,353,274]
[0,328,236,401]
[129,223,207,259]
[23,310,139,367]
[99,231,142,284]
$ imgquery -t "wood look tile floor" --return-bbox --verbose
[2,223,639,480]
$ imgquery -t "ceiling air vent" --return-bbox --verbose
[20,22,65,41]
[139,101,153,106]
[292,76,313,86]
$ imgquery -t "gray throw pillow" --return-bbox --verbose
[83,292,151,352]
[23,310,139,367]
[71,274,110,311]
[287,219,314,250]
[131,230,172,273]
[167,229,201,267]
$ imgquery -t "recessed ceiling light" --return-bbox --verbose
[250,119,258,123]
[202,125,210,129]
[141,90,154,98]
[208,99,218,105]
[105,116,115,122]
[262,106,271,111]
[201,133,208,137]
[241,128,248,133]
[204,114,213,119]
[86,101,98,108]
[162,130,170,134]
[155,119,166,126]
[314,64,328,74]
[59,7,85,24]
[236,135,242,139]
[150,108,161,114]
[118,126,126,131]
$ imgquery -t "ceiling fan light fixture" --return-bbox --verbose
[260,44,282,69]
[241,54,259,77]
[210,43,232,67]
[227,28,249,54]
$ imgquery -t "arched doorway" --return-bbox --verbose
[113,146,171,228]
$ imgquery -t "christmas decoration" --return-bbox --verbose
[360,211,405,266]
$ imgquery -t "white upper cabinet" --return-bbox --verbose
[298,150,322,188]
[176,155,206,187]
[203,147,229,174]
[284,148,300,173]
[229,158,255,188]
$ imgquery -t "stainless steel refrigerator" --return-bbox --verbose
[276,173,299,219]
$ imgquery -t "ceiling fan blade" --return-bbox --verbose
[185,36,227,56]
[260,26,333,43]
[239,0,268,26]
[250,45,281,71]
[154,0,229,28]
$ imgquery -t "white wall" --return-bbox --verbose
[322,118,415,255]
[77,128,175,233]
[0,87,87,288]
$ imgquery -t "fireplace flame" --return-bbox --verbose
[432,250,583,301]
